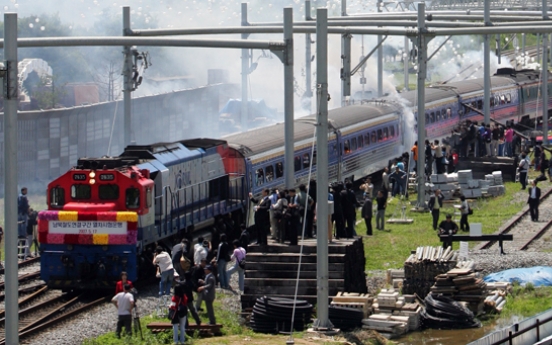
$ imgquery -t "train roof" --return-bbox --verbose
[494,68,542,83]
[224,103,400,156]
[180,138,227,149]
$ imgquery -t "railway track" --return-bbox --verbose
[0,256,40,276]
[479,186,552,252]
[0,292,108,345]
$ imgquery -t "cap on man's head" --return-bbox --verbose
[205,265,214,271]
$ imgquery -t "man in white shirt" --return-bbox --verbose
[112,283,134,338]
[194,240,209,265]
[153,246,174,296]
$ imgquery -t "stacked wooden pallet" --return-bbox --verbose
[484,282,512,313]
[386,269,405,289]
[362,290,421,338]
[402,246,458,298]
[429,267,487,314]
[331,292,373,318]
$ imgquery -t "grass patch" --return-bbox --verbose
[500,283,552,320]
[359,181,529,270]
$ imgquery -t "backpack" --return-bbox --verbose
[180,252,192,271]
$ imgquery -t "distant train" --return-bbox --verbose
[38,68,552,289]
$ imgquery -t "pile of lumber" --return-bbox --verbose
[363,289,421,338]
[402,246,458,298]
[484,282,512,313]
[344,239,369,294]
[430,267,487,314]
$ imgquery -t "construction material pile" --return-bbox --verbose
[426,170,505,200]
[363,289,421,338]
[484,282,512,313]
[250,296,312,334]
[429,263,487,314]
[421,293,481,329]
[329,292,372,331]
[402,246,458,298]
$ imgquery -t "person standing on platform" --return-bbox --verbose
[268,189,279,240]
[249,189,271,245]
[287,189,300,245]
[272,191,288,242]
[343,182,359,238]
[428,189,444,231]
[238,224,249,253]
[375,190,387,231]
[528,180,541,222]
[197,265,217,325]
[411,141,418,172]
[361,195,373,236]
[381,167,390,195]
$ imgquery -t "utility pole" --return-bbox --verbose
[416,4,428,208]
[542,0,549,145]
[304,0,313,113]
[123,7,132,147]
[483,0,491,126]
[4,12,19,345]
[241,2,249,132]
[284,7,295,190]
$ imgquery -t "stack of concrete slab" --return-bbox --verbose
[386,269,405,289]
[363,290,421,338]
[492,171,504,185]
[331,292,373,318]
[362,314,408,338]
[428,174,457,200]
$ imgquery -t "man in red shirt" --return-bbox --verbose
[115,271,134,295]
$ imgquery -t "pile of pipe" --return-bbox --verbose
[250,296,313,334]
[420,293,481,329]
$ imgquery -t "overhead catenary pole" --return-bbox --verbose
[315,6,331,330]
[123,7,132,147]
[4,12,19,345]
[484,0,491,126]
[377,0,383,97]
[304,0,312,113]
[341,32,351,106]
[543,0,549,145]
[403,35,409,91]
[416,3,428,208]
[284,8,295,190]
[241,3,249,132]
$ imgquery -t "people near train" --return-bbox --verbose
[459,195,470,232]
[449,149,459,174]
[467,121,477,157]
[197,265,217,325]
[25,208,37,260]
[308,180,317,237]
[169,283,188,345]
[483,124,492,157]
[389,166,407,197]
[491,124,499,157]
[411,141,418,172]
[172,238,191,277]
[193,236,204,260]
[518,153,530,190]
[438,214,459,235]
[226,239,246,292]
[424,139,433,177]
[194,240,209,266]
[268,188,279,240]
[534,144,542,171]
[153,246,175,296]
[528,180,541,222]
[18,187,30,242]
[498,125,506,156]
[115,271,134,295]
[238,224,250,253]
[297,184,315,238]
[360,178,374,199]
[539,146,548,177]
[382,167,390,194]
[433,140,444,174]
[250,189,271,245]
[215,233,231,289]
[428,189,444,231]
[331,184,346,239]
[505,126,514,157]
[181,271,201,326]
[478,122,486,157]
[375,190,387,231]
[287,188,300,245]
[342,182,359,238]
[192,258,207,313]
[272,191,289,242]
[111,283,134,338]
[361,195,373,236]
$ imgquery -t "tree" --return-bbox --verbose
[32,74,67,109]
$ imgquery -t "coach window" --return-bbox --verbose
[383,127,389,140]
[390,126,395,138]
[377,129,383,142]
[265,165,274,182]
[295,156,302,171]
[430,112,435,123]
[255,168,264,185]
[490,96,495,107]
[344,140,351,154]
[126,187,140,209]
[506,94,511,103]
[50,186,65,207]
[495,95,499,106]
[425,113,430,123]
[436,110,441,121]
[371,131,377,144]
[364,133,370,146]
[99,184,119,200]
[477,100,483,109]
[71,184,91,200]
[276,162,284,178]
[446,108,452,119]
[351,138,357,151]
[312,151,317,166]
[146,188,152,208]
[303,153,310,167]
[358,135,363,148]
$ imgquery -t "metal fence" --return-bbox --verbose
[0,83,231,194]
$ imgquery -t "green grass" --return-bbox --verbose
[501,283,552,320]
[359,180,530,270]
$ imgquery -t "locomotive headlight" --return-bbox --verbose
[67,245,73,251]
[89,179,96,185]
[89,171,96,178]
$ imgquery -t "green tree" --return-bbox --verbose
[32,74,67,109]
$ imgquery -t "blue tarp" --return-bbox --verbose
[484,266,552,286]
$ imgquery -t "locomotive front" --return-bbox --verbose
[38,157,153,289]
